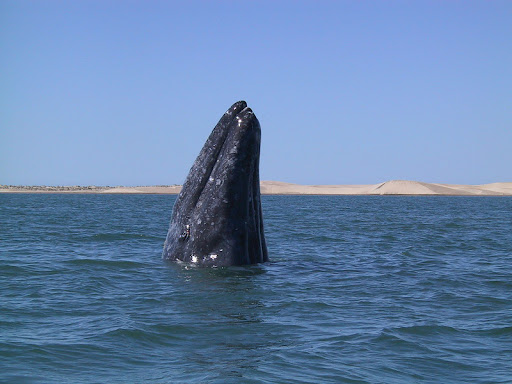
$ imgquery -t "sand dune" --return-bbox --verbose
[478,183,512,194]
[259,181,379,195]
[1,181,511,195]
[367,180,479,195]
[259,180,512,196]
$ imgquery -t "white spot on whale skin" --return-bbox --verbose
[197,219,202,225]
[209,254,217,260]
[191,255,198,263]
[216,179,222,186]
[209,176,214,182]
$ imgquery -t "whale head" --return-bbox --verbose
[162,101,268,266]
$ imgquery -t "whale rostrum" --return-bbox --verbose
[162,101,268,266]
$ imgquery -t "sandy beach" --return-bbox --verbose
[1,180,511,196]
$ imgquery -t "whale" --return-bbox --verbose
[162,101,268,266]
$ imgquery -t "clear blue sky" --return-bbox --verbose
[1,1,511,186]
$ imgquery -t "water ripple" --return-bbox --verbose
[1,194,511,383]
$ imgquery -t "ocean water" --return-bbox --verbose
[1,194,511,384]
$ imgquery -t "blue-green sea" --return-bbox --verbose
[1,194,511,384]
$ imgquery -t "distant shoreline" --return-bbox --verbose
[1,180,511,196]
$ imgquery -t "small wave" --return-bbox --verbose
[65,258,145,268]
[0,375,40,384]
[443,221,465,229]
[1,264,27,275]
[393,324,460,336]
[372,325,461,353]
[0,263,68,277]
[478,326,512,336]
[75,233,162,242]
[101,325,194,344]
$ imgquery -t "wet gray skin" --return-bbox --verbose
[162,101,268,266]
